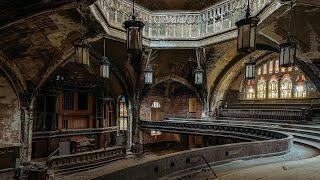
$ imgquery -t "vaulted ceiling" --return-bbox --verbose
[1,0,320,105]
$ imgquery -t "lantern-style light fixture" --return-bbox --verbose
[145,65,153,84]
[123,0,144,54]
[279,1,296,67]
[144,50,153,84]
[235,0,259,54]
[245,56,256,79]
[100,35,111,79]
[74,4,90,65]
[194,67,204,85]
[194,48,204,85]
[279,37,296,67]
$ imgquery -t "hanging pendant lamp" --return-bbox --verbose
[235,0,259,54]
[74,4,90,65]
[123,0,145,54]
[245,56,256,79]
[100,35,111,79]
[279,1,296,67]
[194,48,204,85]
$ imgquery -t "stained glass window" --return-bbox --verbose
[257,67,261,75]
[263,64,268,74]
[268,75,278,99]
[275,60,279,73]
[243,59,311,100]
[257,77,266,99]
[280,74,292,98]
[269,60,273,74]
[119,96,127,131]
[151,101,161,108]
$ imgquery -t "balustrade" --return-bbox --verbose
[95,0,272,40]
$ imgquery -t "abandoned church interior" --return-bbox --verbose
[1,0,320,179]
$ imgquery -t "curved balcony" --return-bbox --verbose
[140,119,290,141]
[80,120,292,179]
[90,0,282,48]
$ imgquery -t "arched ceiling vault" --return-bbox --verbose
[1,0,320,110]
[142,75,203,106]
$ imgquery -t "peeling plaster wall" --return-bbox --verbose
[0,72,20,148]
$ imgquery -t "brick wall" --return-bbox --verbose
[141,130,180,145]
[0,73,21,148]
[140,95,202,120]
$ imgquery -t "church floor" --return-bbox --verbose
[214,156,320,180]
[178,142,319,180]
[55,142,319,180]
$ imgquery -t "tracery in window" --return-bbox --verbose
[257,77,266,99]
[268,75,278,99]
[280,74,292,98]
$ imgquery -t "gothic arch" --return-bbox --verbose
[0,54,27,106]
[144,75,203,106]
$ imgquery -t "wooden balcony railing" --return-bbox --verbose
[47,146,126,168]
[140,120,289,141]
[216,108,310,121]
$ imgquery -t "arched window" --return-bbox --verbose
[242,59,313,100]
[274,60,279,73]
[268,75,278,99]
[295,75,307,98]
[280,74,292,98]
[257,77,266,99]
[246,80,255,100]
[263,64,267,74]
[119,96,127,131]
[269,60,273,74]
[151,101,161,108]
[257,67,262,75]
[151,101,162,121]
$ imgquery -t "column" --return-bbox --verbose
[127,101,133,151]
[20,107,33,164]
